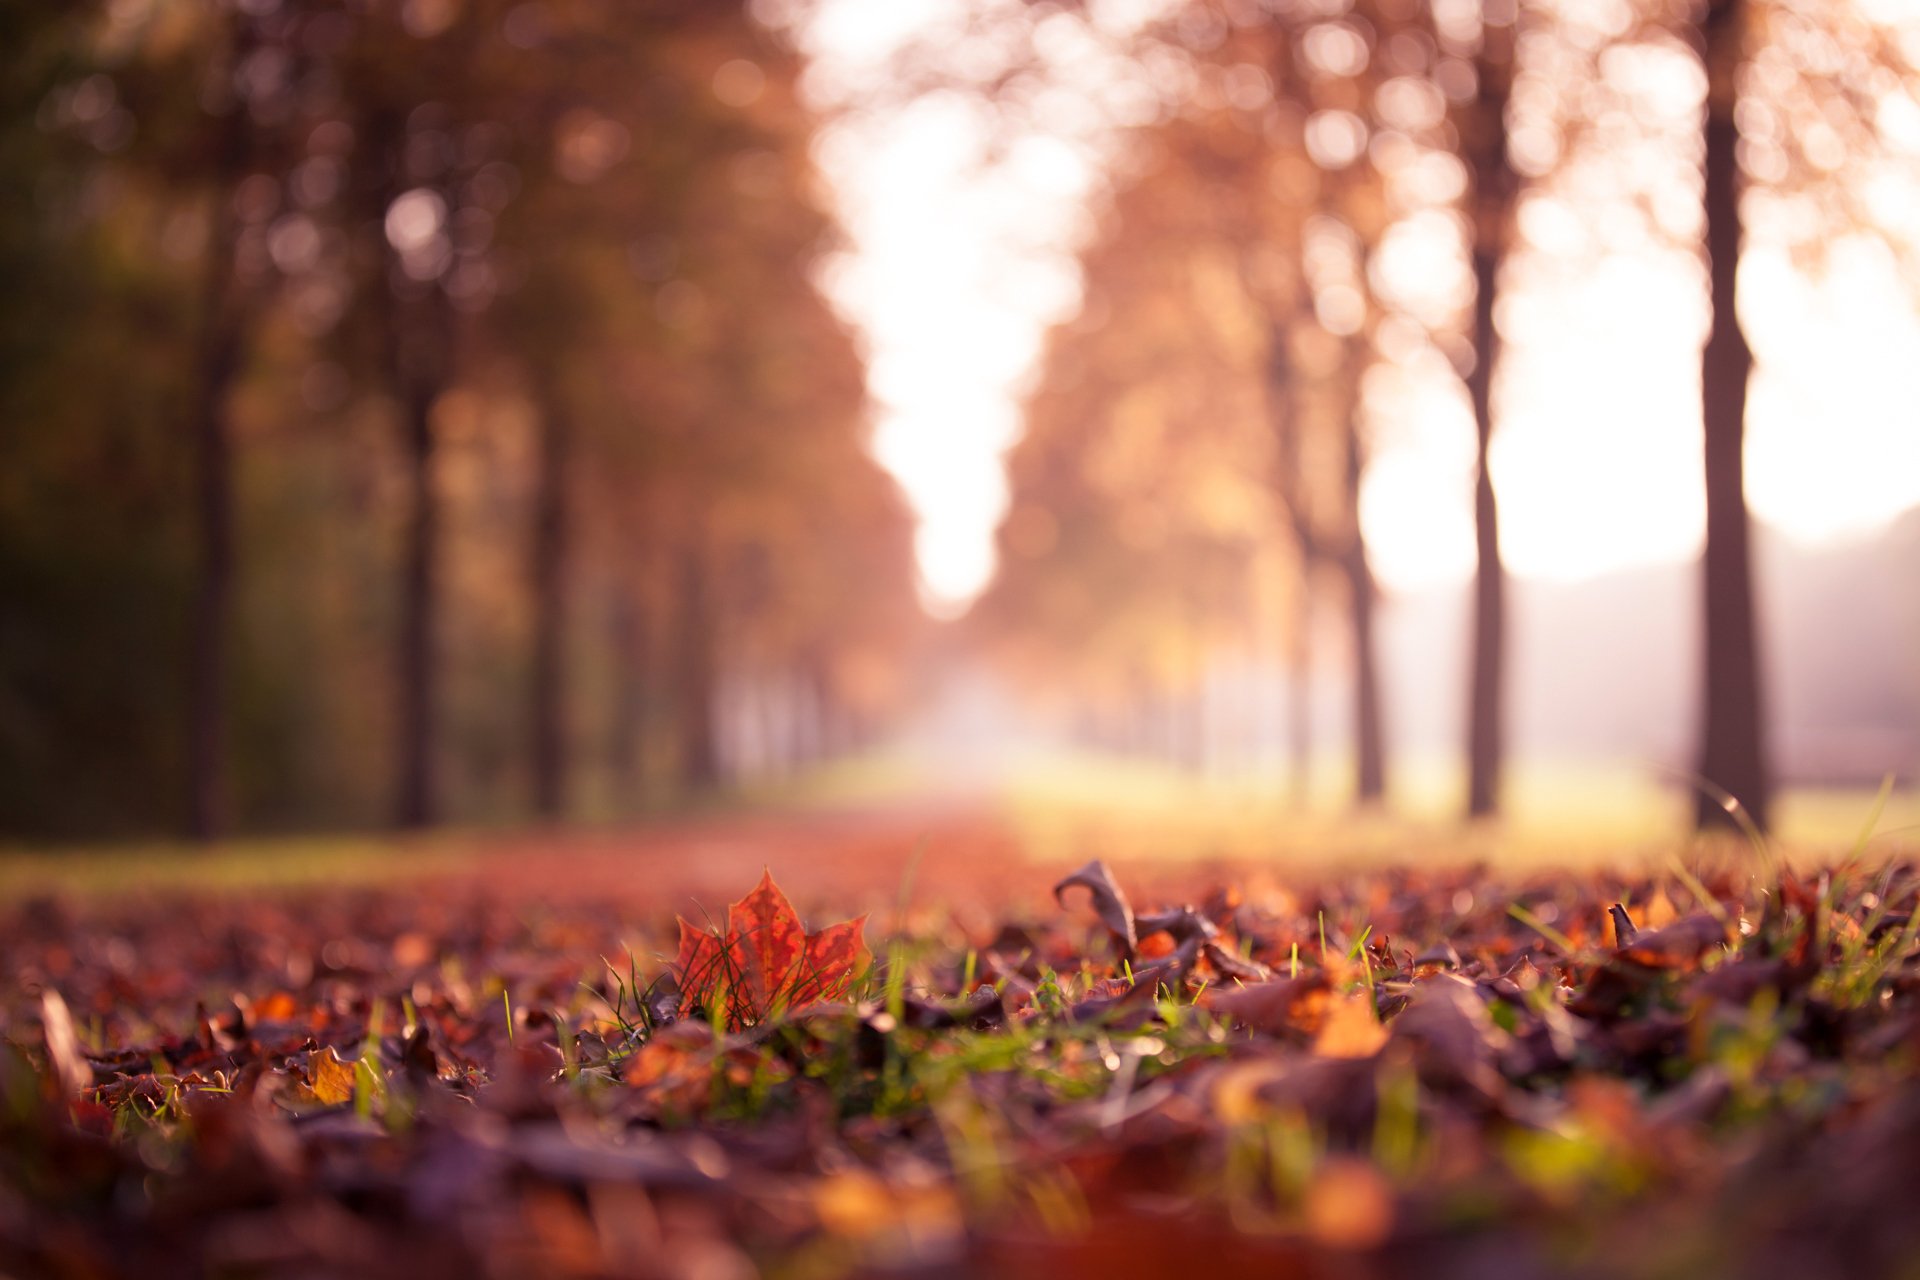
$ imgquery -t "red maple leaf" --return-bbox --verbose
[672,870,869,1027]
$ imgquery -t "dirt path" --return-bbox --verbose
[445,798,1044,920]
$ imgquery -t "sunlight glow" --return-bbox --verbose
[801,1,1920,608]
[795,0,1134,610]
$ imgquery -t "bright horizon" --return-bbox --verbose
[788,0,1920,613]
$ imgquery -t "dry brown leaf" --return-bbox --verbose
[1391,976,1509,1096]
[1053,860,1138,955]
[1621,915,1729,969]
[1204,974,1330,1036]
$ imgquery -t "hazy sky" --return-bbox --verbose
[790,0,1920,610]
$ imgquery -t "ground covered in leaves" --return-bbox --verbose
[5,822,1920,1280]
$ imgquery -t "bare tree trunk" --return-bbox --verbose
[529,395,570,819]
[380,268,453,829]
[608,589,646,804]
[799,652,830,767]
[1286,566,1313,809]
[1694,0,1771,832]
[1460,0,1517,822]
[1465,244,1506,819]
[185,31,252,843]
[393,362,441,828]
[1342,409,1386,805]
[186,230,240,842]
[1265,319,1325,807]
[673,535,719,792]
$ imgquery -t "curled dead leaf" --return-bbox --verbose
[1609,903,1639,948]
[1053,859,1138,955]
[1203,940,1271,983]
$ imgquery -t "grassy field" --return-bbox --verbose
[1,751,1910,904]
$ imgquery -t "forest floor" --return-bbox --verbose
[4,778,1919,1279]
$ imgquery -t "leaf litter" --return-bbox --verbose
[3,849,1920,1279]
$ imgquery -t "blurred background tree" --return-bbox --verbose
[3,0,1914,843]
[0,0,919,839]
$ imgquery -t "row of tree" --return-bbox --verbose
[0,1,922,839]
[973,0,1913,830]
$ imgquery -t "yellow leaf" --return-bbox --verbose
[308,1046,359,1106]
[1311,991,1388,1059]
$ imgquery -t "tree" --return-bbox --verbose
[0,2,196,836]
[1456,6,1521,820]
[973,118,1279,764]
[180,20,250,842]
[1692,0,1769,831]
[1678,0,1916,831]
[108,4,334,837]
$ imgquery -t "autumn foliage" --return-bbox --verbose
[4,833,1920,1278]
[672,870,869,1025]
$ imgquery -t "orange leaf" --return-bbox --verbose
[672,870,869,1027]
[1312,990,1389,1059]
[728,871,810,1015]
[307,1046,359,1106]
[789,915,870,1007]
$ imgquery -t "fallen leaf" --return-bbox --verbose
[674,870,869,1027]
[1313,991,1389,1059]
[1205,975,1330,1036]
[1203,939,1271,983]
[1620,914,1728,969]
[307,1046,359,1106]
[39,990,92,1100]
[1641,887,1679,930]
[1390,976,1509,1097]
[1053,860,1138,955]
[1609,903,1639,948]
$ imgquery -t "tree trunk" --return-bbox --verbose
[673,535,719,792]
[1265,318,1320,806]
[382,275,452,830]
[529,395,570,819]
[1286,569,1313,808]
[185,34,251,843]
[1462,16,1516,821]
[1342,407,1386,805]
[1465,244,1506,819]
[608,588,646,805]
[1694,0,1771,832]
[186,228,240,842]
[393,366,440,828]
